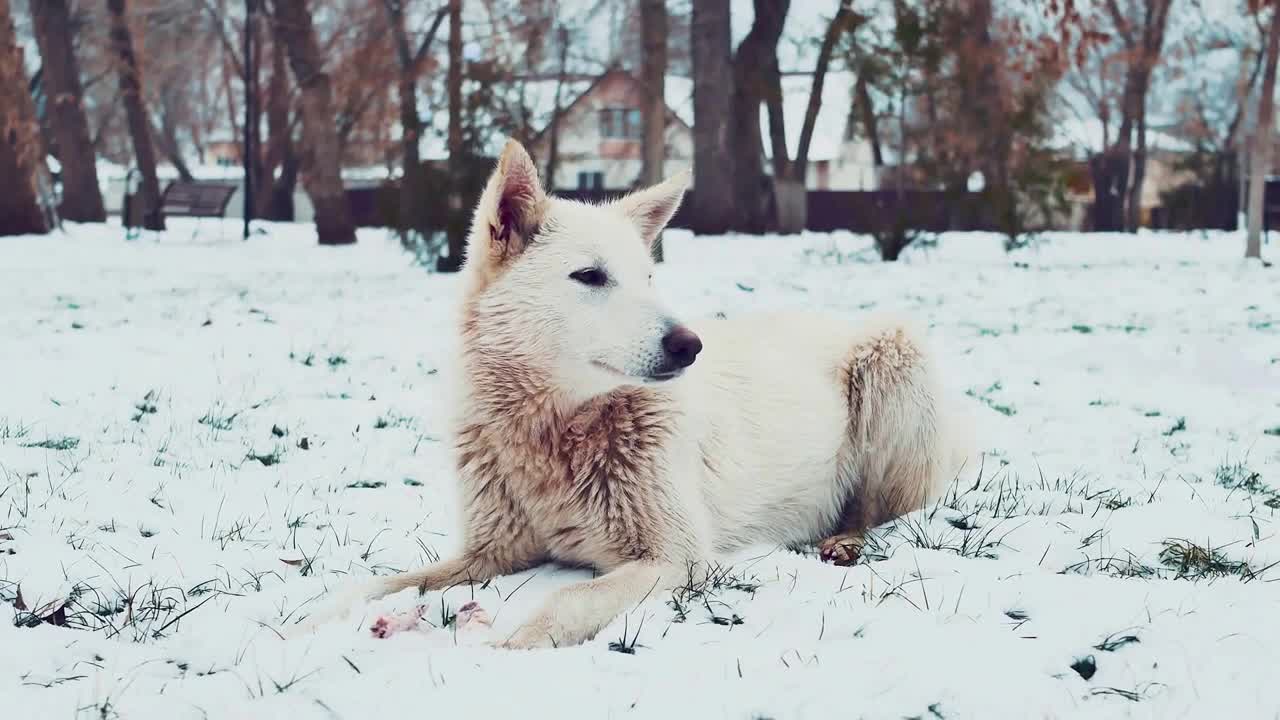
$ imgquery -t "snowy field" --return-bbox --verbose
[1,220,1278,719]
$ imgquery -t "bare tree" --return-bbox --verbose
[0,0,49,235]
[106,0,164,231]
[957,0,1011,225]
[256,33,293,220]
[1162,4,1262,231]
[853,73,882,167]
[730,0,787,234]
[153,81,195,182]
[690,0,735,235]
[1089,0,1173,232]
[768,0,858,233]
[1247,0,1280,260]
[544,24,569,192]
[442,0,464,270]
[383,0,446,241]
[29,0,105,222]
[640,0,667,259]
[268,0,356,245]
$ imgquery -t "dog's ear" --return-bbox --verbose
[615,170,689,249]
[468,139,546,268]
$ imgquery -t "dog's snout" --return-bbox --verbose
[661,325,702,368]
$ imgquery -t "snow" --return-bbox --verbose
[2,220,1279,719]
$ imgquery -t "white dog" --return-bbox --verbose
[312,139,969,649]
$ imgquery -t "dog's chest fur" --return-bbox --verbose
[454,382,681,568]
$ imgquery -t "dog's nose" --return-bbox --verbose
[662,325,702,368]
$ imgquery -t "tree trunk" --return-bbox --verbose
[776,0,855,234]
[1247,3,1280,260]
[795,1,852,183]
[764,53,793,232]
[395,70,420,236]
[690,0,735,235]
[155,83,195,182]
[731,0,788,234]
[640,0,667,260]
[854,72,882,167]
[245,0,262,226]
[1126,84,1148,232]
[1098,0,1172,233]
[966,0,1014,237]
[773,178,805,234]
[107,0,164,231]
[0,0,49,236]
[1089,152,1121,232]
[386,1,420,239]
[29,0,105,223]
[1095,109,1133,233]
[440,0,464,271]
[544,25,569,193]
[268,0,356,245]
[256,35,289,220]
[384,3,445,243]
[271,138,299,221]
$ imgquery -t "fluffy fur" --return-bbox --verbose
[315,139,971,649]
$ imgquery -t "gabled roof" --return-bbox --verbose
[528,68,857,164]
[528,67,694,146]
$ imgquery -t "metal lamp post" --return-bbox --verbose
[243,0,255,240]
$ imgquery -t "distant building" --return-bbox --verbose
[526,68,693,192]
[202,134,241,167]
[524,67,879,192]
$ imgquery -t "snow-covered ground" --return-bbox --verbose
[1,220,1277,719]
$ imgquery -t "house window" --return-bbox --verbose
[599,108,643,140]
[577,171,604,190]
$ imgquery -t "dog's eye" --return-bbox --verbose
[569,268,608,287]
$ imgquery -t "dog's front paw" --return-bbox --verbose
[369,604,427,638]
[818,533,865,567]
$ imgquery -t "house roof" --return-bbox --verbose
[525,68,695,147]
[1052,117,1195,156]
[520,68,854,163]
[416,67,862,165]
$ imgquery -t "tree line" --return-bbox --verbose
[0,0,1275,262]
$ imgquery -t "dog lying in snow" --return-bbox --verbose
[315,139,970,649]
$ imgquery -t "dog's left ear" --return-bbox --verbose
[615,171,689,249]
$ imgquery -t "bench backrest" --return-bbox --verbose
[161,181,238,217]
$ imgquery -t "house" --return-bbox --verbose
[202,134,242,167]
[1055,118,1202,230]
[526,68,694,192]
[523,67,878,193]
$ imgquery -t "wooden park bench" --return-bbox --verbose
[125,179,238,239]
[161,181,237,219]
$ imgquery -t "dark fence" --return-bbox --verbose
[1154,181,1238,231]
[363,185,998,234]
[805,190,994,233]
[345,184,394,228]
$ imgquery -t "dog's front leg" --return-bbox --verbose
[499,560,688,650]
[285,549,521,636]
[365,551,513,599]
